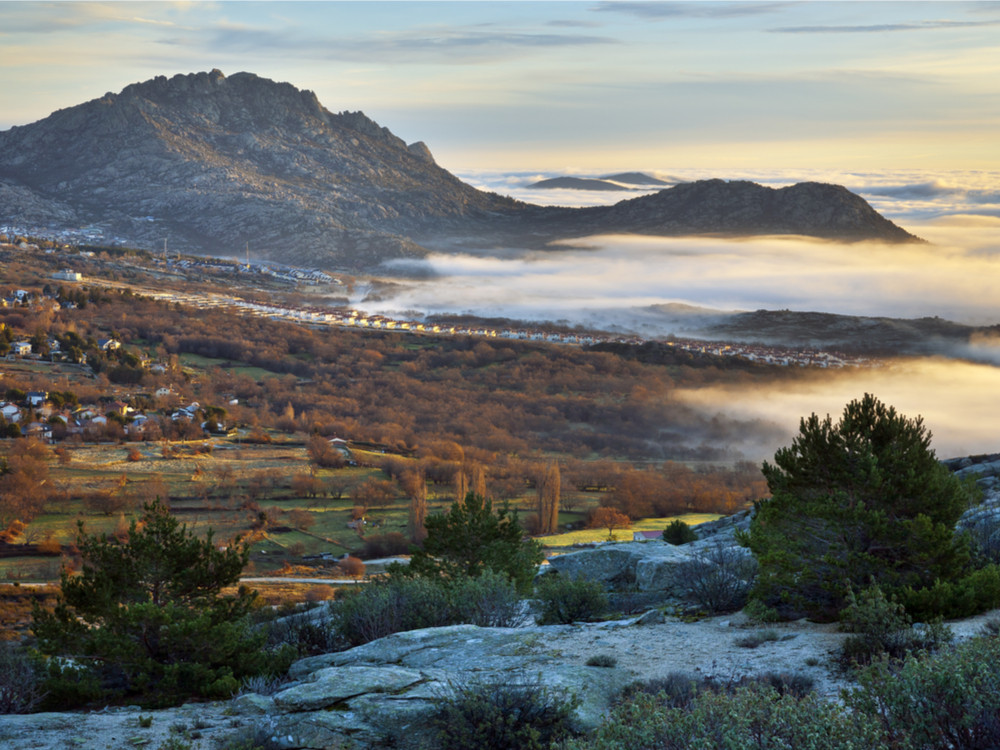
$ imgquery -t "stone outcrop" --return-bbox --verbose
[230,623,634,749]
[0,70,922,272]
[547,509,755,597]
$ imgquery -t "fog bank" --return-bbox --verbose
[675,358,1000,461]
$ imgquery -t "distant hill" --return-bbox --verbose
[528,172,674,190]
[528,177,635,191]
[601,172,674,186]
[0,70,922,271]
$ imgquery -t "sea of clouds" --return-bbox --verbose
[355,168,1000,459]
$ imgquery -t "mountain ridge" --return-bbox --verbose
[0,70,922,271]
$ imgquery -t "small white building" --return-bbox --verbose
[52,269,83,282]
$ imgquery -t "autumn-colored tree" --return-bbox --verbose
[0,438,53,526]
[291,472,323,498]
[588,507,632,541]
[305,434,344,468]
[286,508,315,532]
[401,469,428,543]
[0,519,25,543]
[536,462,561,535]
[352,477,397,512]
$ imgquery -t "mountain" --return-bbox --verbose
[527,176,635,191]
[527,172,675,191]
[0,70,922,271]
[601,172,674,186]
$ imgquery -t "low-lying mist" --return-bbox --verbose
[362,169,1000,462]
[374,216,1000,333]
[675,357,1000,462]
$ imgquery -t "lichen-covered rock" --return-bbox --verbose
[272,665,424,711]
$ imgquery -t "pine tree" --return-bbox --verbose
[32,499,276,705]
[404,492,544,594]
[744,394,979,621]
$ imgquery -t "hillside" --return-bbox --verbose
[0,70,922,271]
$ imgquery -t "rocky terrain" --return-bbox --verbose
[0,70,921,272]
[5,455,1000,749]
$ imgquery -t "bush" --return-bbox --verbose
[848,637,1000,750]
[332,572,525,646]
[533,574,609,625]
[453,569,528,628]
[617,671,708,709]
[663,520,697,545]
[356,532,411,559]
[334,576,454,647]
[839,583,952,668]
[0,644,46,713]
[606,589,669,616]
[672,542,757,614]
[899,564,1000,620]
[586,654,617,668]
[573,682,882,750]
[428,673,579,750]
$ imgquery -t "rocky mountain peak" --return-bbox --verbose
[0,70,922,271]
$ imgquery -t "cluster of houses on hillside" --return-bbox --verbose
[0,388,225,443]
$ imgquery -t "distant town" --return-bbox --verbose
[1,225,876,370]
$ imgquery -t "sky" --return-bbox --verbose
[1,1,999,173]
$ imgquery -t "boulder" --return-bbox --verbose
[272,665,425,711]
[252,623,634,748]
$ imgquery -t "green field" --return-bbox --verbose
[537,513,721,547]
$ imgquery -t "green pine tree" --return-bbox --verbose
[403,492,544,595]
[32,499,277,706]
[743,394,979,621]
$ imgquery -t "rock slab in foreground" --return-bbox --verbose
[233,624,633,749]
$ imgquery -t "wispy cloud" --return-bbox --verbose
[190,22,615,63]
[592,1,792,20]
[771,18,1000,34]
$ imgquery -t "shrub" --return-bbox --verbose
[428,673,579,750]
[606,588,669,616]
[672,542,757,614]
[337,556,366,578]
[755,670,816,699]
[663,519,697,545]
[452,569,528,628]
[0,643,46,714]
[899,564,1000,620]
[839,583,952,668]
[533,574,609,625]
[617,671,707,709]
[331,572,526,646]
[333,576,454,647]
[574,682,882,750]
[848,636,1000,750]
[586,654,617,668]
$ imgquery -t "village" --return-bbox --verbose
[0,227,877,380]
